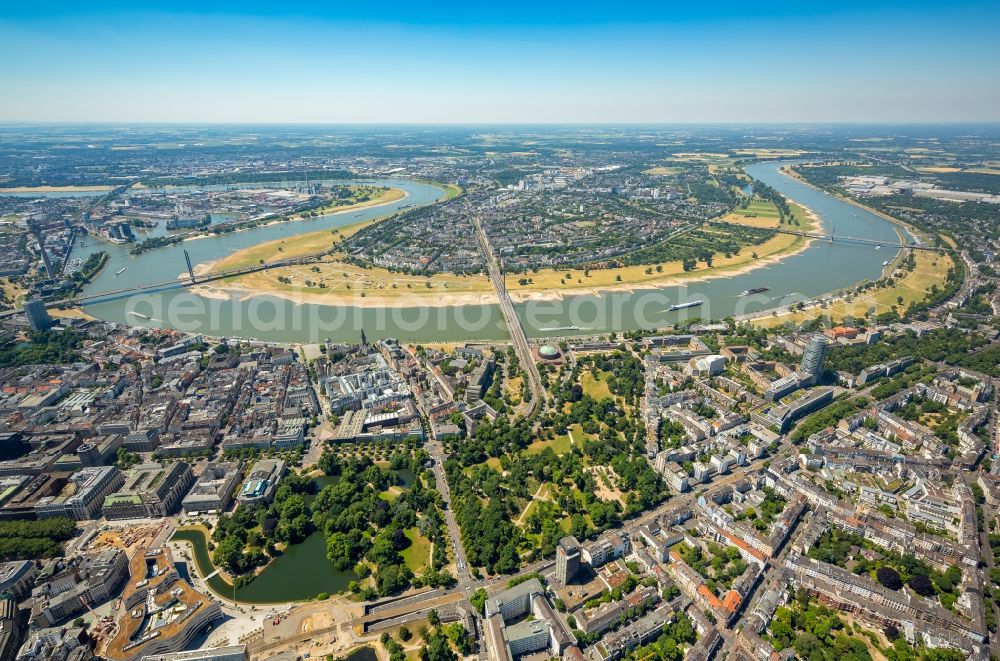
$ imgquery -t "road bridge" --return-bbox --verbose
[0,250,335,319]
[470,203,544,419]
[711,220,951,252]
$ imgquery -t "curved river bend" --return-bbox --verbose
[515,160,905,337]
[70,162,903,343]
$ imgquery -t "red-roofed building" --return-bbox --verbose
[722,589,742,613]
[826,326,859,340]
[697,584,723,610]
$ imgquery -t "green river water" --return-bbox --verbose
[67,162,906,343]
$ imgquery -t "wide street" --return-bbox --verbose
[425,437,472,586]
[471,202,544,418]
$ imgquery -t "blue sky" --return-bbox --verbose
[1,1,998,123]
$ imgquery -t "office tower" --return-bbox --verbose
[24,299,53,331]
[800,335,829,384]
[555,536,581,586]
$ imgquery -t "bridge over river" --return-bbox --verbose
[711,220,951,253]
[5,162,935,342]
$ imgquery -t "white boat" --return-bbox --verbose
[114,266,128,276]
[128,311,151,320]
[538,325,581,332]
[668,300,704,312]
[882,260,890,266]
[875,245,881,250]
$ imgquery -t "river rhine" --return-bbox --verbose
[66,162,903,343]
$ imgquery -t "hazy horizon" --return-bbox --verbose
[1,1,998,124]
[3,121,1000,127]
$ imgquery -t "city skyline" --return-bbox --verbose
[1,1,998,123]
[0,100,998,661]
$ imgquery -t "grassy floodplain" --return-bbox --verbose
[642,166,681,176]
[751,248,953,329]
[499,198,815,298]
[718,197,816,231]
[440,183,463,200]
[204,193,821,308]
[211,213,382,271]
[295,186,406,221]
[755,165,956,328]
[717,198,783,227]
[413,178,463,200]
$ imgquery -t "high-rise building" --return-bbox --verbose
[555,535,580,586]
[800,335,829,384]
[23,299,53,331]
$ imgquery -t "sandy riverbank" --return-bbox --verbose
[191,280,502,307]
[49,306,99,322]
[192,225,819,309]
[510,248,811,302]
[188,186,822,309]
[180,187,407,247]
[747,248,952,328]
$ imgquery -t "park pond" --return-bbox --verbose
[172,468,415,603]
[172,527,355,603]
[342,647,377,661]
